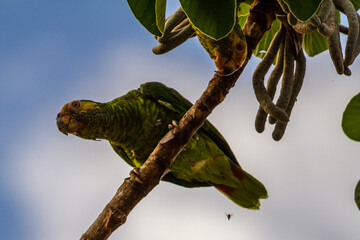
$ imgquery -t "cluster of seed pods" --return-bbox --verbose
[282,0,360,75]
[254,0,360,140]
[152,1,360,141]
[253,24,306,141]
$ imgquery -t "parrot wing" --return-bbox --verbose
[139,82,240,167]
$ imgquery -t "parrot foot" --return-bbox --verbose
[168,120,199,141]
[168,120,179,130]
[129,168,143,184]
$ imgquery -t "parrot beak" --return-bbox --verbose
[214,39,247,76]
[214,52,245,76]
[214,56,236,76]
[56,112,69,136]
[56,110,82,136]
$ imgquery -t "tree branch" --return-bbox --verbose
[80,61,249,240]
[80,1,279,238]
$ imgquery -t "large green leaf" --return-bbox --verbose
[303,31,328,57]
[342,93,360,141]
[127,0,166,36]
[350,0,360,10]
[180,0,236,40]
[282,0,322,21]
[253,19,281,59]
[356,180,360,210]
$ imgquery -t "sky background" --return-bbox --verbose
[1,1,360,239]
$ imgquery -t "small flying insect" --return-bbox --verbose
[225,213,233,220]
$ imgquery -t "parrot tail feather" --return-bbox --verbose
[214,164,268,209]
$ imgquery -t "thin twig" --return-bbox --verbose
[339,25,349,35]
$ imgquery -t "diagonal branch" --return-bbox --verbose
[80,60,249,240]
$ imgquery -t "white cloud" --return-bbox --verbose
[7,41,360,240]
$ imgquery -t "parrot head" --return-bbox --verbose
[195,23,247,76]
[214,24,247,75]
[56,100,102,140]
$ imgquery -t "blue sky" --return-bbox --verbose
[1,1,360,240]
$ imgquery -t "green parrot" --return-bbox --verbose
[192,18,247,75]
[56,82,267,209]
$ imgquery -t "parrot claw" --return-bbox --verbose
[168,120,179,130]
[129,168,143,184]
[168,120,198,141]
[172,120,179,127]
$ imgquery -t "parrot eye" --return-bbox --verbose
[236,42,244,51]
[71,101,81,108]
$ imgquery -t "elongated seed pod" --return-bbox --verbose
[333,0,359,67]
[344,67,352,76]
[328,31,344,74]
[317,0,332,22]
[157,7,186,43]
[350,14,360,65]
[159,19,194,43]
[253,26,289,123]
[288,50,306,114]
[318,23,336,37]
[166,24,195,42]
[327,7,345,74]
[318,2,337,37]
[153,25,195,54]
[273,49,306,141]
[255,39,285,132]
[268,41,285,124]
[173,18,190,32]
[275,35,294,112]
[266,40,285,101]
